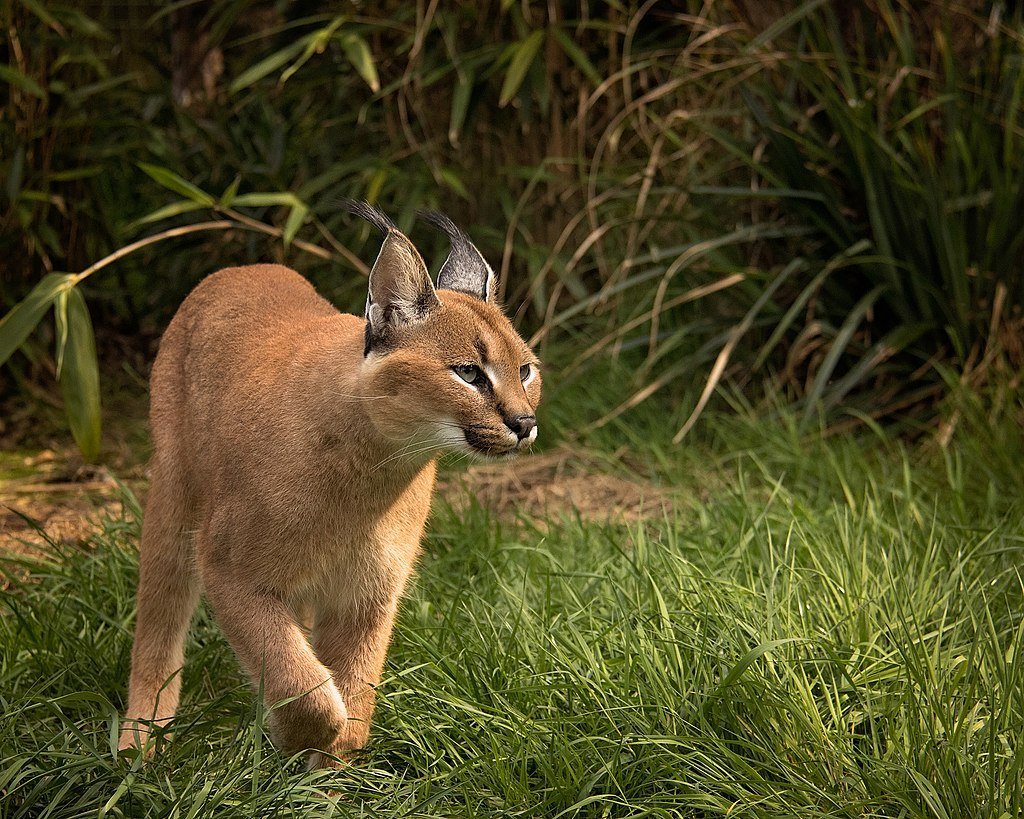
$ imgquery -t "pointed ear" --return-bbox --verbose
[343,200,439,351]
[418,210,496,302]
[365,229,439,331]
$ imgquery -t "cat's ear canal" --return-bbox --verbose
[365,229,439,332]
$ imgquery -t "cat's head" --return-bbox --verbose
[348,202,541,460]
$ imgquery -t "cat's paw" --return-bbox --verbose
[116,719,160,760]
[268,682,348,755]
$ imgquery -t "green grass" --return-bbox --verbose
[2,409,1023,817]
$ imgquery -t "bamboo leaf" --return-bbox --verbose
[0,273,73,368]
[137,164,214,206]
[53,7,107,38]
[280,19,344,85]
[449,69,474,146]
[6,145,25,202]
[18,0,61,30]
[439,169,469,199]
[64,72,137,104]
[499,31,544,108]
[364,168,387,203]
[282,203,309,247]
[219,177,242,208]
[548,28,601,86]
[47,166,103,182]
[54,290,69,376]
[128,200,208,231]
[58,288,102,462]
[0,64,47,99]
[228,38,307,93]
[339,33,380,93]
[230,192,300,207]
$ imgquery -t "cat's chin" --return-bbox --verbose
[456,426,536,461]
[465,433,538,461]
[456,443,520,462]
[476,449,520,462]
[452,435,536,462]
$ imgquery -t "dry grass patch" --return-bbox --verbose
[0,450,129,561]
[441,443,674,523]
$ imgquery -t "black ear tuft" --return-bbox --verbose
[339,198,398,235]
[417,210,495,302]
[418,210,464,242]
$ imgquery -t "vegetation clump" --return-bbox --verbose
[3,1,1022,450]
[1,3,1022,814]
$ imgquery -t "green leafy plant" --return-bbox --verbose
[691,0,1024,426]
[0,163,343,460]
[1,274,100,458]
[4,0,1022,458]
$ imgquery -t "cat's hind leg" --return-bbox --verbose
[119,464,200,752]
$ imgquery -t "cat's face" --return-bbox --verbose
[364,291,541,458]
[355,208,541,459]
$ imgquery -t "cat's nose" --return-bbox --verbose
[507,414,537,441]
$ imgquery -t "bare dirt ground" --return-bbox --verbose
[0,449,141,560]
[443,443,672,523]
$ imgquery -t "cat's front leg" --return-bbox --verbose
[202,559,348,756]
[307,601,398,767]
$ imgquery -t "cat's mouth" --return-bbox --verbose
[462,426,532,459]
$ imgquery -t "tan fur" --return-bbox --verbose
[119,233,541,767]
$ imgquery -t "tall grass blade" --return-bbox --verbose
[499,31,544,107]
[801,284,885,424]
[673,259,805,442]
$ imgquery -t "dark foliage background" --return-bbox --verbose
[2,0,1022,457]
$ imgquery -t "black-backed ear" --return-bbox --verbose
[343,200,439,354]
[417,210,496,302]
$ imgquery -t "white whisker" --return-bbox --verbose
[372,436,440,471]
[328,390,391,401]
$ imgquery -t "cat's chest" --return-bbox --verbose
[285,468,435,609]
[286,522,423,617]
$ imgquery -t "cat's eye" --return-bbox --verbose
[454,364,482,384]
[520,364,532,382]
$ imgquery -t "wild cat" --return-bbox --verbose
[118,204,542,768]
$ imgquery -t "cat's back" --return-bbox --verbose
[149,264,353,459]
[166,264,336,352]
